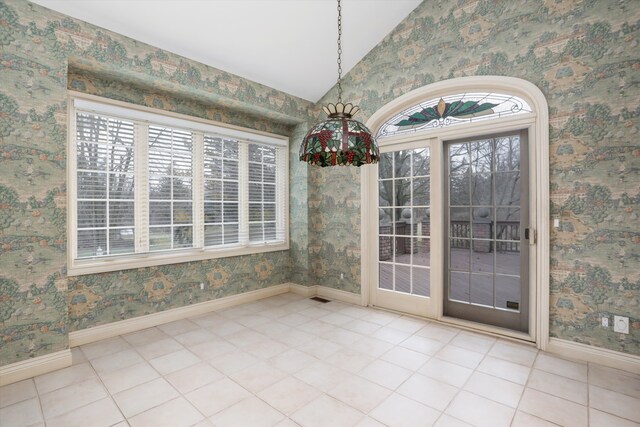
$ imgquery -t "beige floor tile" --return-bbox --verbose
[0,378,37,408]
[91,348,145,375]
[329,375,392,413]
[189,339,237,360]
[121,327,168,347]
[269,348,319,374]
[487,340,537,367]
[135,337,184,360]
[446,390,514,427]
[397,372,458,411]
[291,394,364,427]
[370,393,440,427]
[326,347,377,373]
[589,385,640,423]
[294,361,355,392]
[510,411,557,427]
[359,359,413,390]
[433,414,473,427]
[589,364,640,398]
[320,312,353,327]
[225,329,270,348]
[518,388,587,427]
[296,320,335,337]
[589,408,640,427]
[39,377,107,419]
[338,305,371,319]
[434,344,484,369]
[463,371,524,408]
[360,310,400,326]
[418,357,473,388]
[400,335,445,356]
[236,314,273,328]
[210,396,286,427]
[275,328,316,347]
[149,348,200,375]
[70,347,87,365]
[113,377,179,418]
[157,319,200,336]
[277,312,314,327]
[45,397,123,427]
[477,356,530,385]
[349,337,395,358]
[533,353,587,382]
[297,337,343,359]
[185,377,251,417]
[320,327,365,347]
[99,362,160,395]
[386,316,428,334]
[173,328,217,347]
[380,346,430,371]
[208,349,260,375]
[188,312,224,329]
[370,325,413,345]
[415,324,459,343]
[354,417,387,427]
[229,361,287,393]
[244,338,289,359]
[208,320,248,337]
[450,332,496,354]
[0,397,43,427]
[34,362,96,395]
[80,336,131,360]
[257,376,322,415]
[342,319,382,335]
[128,397,204,427]
[165,362,225,394]
[527,368,587,404]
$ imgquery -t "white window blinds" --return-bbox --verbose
[76,112,135,258]
[70,96,288,274]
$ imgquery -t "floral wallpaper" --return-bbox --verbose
[1,0,638,368]
[0,0,315,366]
[310,0,639,354]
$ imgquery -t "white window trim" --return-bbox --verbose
[67,92,289,276]
[361,76,549,350]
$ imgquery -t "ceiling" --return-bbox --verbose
[31,0,421,102]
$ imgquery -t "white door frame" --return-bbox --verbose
[361,76,550,350]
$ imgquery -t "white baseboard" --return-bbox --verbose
[288,283,361,305]
[316,286,362,305]
[548,338,640,374]
[69,283,290,347]
[0,349,72,387]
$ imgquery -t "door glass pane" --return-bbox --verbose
[495,171,520,206]
[496,275,520,311]
[470,274,493,306]
[450,272,469,303]
[378,147,431,297]
[471,241,494,274]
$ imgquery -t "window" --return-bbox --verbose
[69,96,288,275]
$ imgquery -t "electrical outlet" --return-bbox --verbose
[601,316,609,327]
[200,282,205,290]
[614,316,629,334]
[553,218,560,229]
[340,273,344,280]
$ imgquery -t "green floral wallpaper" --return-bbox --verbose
[310,0,639,354]
[0,0,315,366]
[1,0,639,368]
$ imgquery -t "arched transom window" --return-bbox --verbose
[376,92,533,139]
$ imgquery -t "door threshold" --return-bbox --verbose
[438,316,535,345]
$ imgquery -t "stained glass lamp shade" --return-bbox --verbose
[300,103,379,167]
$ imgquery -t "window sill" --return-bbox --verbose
[67,241,289,276]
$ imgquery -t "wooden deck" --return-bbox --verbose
[379,248,521,309]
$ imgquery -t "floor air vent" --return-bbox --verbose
[310,296,331,303]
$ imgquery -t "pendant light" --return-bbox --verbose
[299,0,379,167]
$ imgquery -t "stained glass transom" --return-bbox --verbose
[377,92,532,139]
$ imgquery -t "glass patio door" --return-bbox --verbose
[373,144,434,317]
[443,131,529,332]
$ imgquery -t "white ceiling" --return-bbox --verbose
[32,0,421,102]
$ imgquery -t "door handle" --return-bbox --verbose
[524,228,536,245]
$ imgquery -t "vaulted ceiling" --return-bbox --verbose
[31,0,422,102]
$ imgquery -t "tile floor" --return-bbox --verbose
[1,292,639,427]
